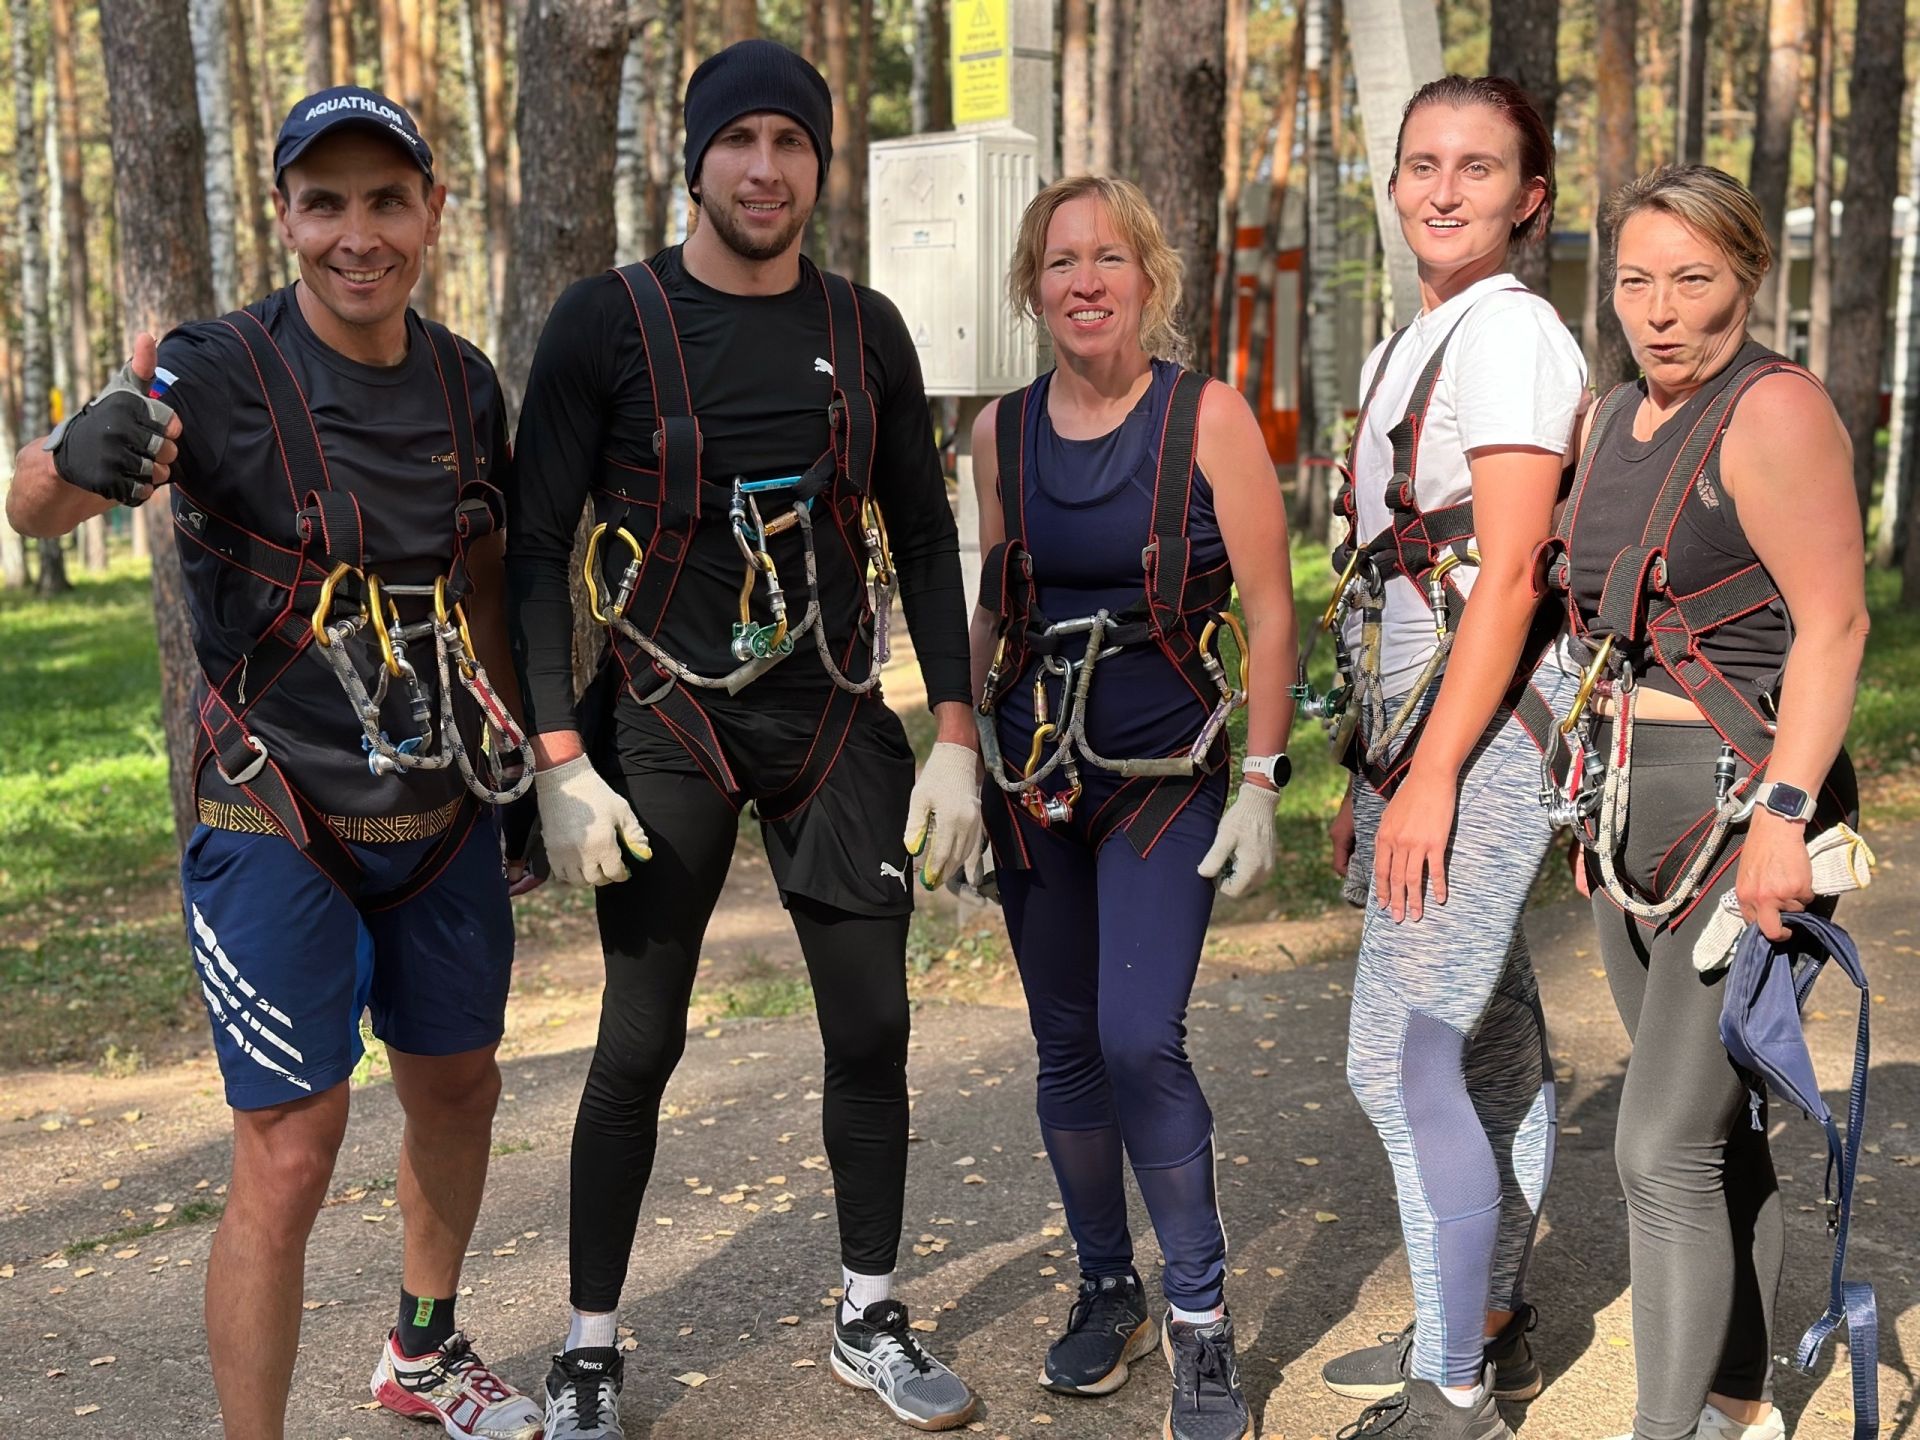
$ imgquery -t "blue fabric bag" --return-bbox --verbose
[1719,910,1876,1440]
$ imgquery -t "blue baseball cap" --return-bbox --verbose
[274,86,434,185]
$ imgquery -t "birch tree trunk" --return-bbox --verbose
[229,0,274,301]
[191,0,238,311]
[1302,0,1338,536]
[1136,0,1227,369]
[13,0,66,594]
[1675,0,1709,165]
[100,0,218,843]
[51,0,92,393]
[1583,0,1638,386]
[1246,18,1303,414]
[1210,0,1250,375]
[1748,0,1804,340]
[1880,78,1920,570]
[1061,0,1090,175]
[0,228,26,586]
[1487,0,1560,295]
[1091,0,1119,173]
[1807,0,1834,374]
[615,19,647,265]
[1825,0,1903,521]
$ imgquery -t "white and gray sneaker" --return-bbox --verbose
[830,1298,979,1431]
[542,1346,625,1439]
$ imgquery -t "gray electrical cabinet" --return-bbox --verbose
[867,130,1043,398]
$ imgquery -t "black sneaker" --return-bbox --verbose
[542,1346,625,1439]
[1321,1307,1541,1403]
[1337,1371,1513,1439]
[1161,1314,1255,1440]
[830,1298,979,1431]
[1042,1271,1158,1396]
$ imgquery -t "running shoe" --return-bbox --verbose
[1322,1306,1541,1402]
[1042,1270,1158,1395]
[542,1346,625,1438]
[368,1329,545,1439]
[1161,1313,1255,1440]
[1337,1370,1513,1439]
[1695,1402,1786,1440]
[830,1298,979,1431]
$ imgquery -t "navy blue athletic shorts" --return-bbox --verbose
[180,813,514,1110]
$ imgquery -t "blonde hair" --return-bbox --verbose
[1604,164,1774,297]
[1006,174,1189,363]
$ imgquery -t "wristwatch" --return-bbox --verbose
[1242,753,1292,789]
[1754,780,1814,823]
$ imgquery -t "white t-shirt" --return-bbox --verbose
[1343,272,1587,690]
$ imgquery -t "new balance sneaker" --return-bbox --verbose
[830,1298,979,1431]
[1337,1370,1513,1439]
[1042,1271,1158,1395]
[1322,1307,1541,1402]
[1161,1313,1255,1440]
[368,1330,544,1439]
[542,1346,625,1439]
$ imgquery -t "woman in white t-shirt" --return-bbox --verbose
[1314,76,1587,1440]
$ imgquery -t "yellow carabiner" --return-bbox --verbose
[584,523,645,624]
[1426,546,1482,586]
[311,562,361,647]
[1561,633,1616,736]
[1023,723,1058,777]
[1200,611,1251,693]
[365,573,403,676]
[862,496,894,584]
[1320,547,1363,632]
[434,576,478,676]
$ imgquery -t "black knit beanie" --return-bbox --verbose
[683,40,834,196]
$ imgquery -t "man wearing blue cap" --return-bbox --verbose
[7,87,542,1440]
[508,38,983,1440]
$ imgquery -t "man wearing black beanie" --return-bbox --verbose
[508,39,983,1440]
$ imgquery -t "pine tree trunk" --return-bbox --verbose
[720,0,756,41]
[1675,0,1709,165]
[1583,0,1638,387]
[852,0,872,281]
[1748,0,1804,339]
[1487,0,1560,295]
[100,0,218,845]
[1136,0,1227,370]
[306,0,330,89]
[647,2,677,247]
[1807,0,1834,373]
[1211,0,1250,376]
[1112,0,1136,177]
[229,0,275,301]
[476,0,509,344]
[329,0,354,83]
[1825,0,1903,521]
[1245,17,1303,415]
[825,0,855,272]
[191,0,238,311]
[1062,0,1090,174]
[615,19,647,264]
[804,0,823,65]
[1881,77,1920,572]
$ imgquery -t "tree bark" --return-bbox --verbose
[501,0,626,412]
[825,0,855,273]
[1246,17,1303,416]
[477,0,510,346]
[1583,0,1638,387]
[1135,0,1227,370]
[1210,0,1250,375]
[804,0,823,66]
[852,0,872,279]
[1825,0,1903,521]
[1301,0,1338,537]
[1487,0,1560,295]
[14,0,66,595]
[100,0,218,845]
[306,0,330,89]
[719,0,756,42]
[1113,0,1136,177]
[1675,0,1710,165]
[1062,0,1090,175]
[615,17,647,264]
[229,0,275,301]
[1882,76,1920,573]
[1091,0,1119,173]
[51,0,94,394]
[191,0,239,311]
[329,0,354,83]
[1748,0,1804,340]
[1807,0,1834,374]
[647,1,677,248]
[0,225,24,587]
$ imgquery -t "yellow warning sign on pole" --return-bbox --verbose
[952,0,1010,127]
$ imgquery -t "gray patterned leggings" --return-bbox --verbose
[1344,659,1572,1387]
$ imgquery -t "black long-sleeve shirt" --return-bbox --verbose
[506,247,970,732]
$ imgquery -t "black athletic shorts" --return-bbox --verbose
[607,689,918,918]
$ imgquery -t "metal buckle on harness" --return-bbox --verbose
[216,733,270,786]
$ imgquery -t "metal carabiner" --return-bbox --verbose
[1198,610,1250,694]
[1320,547,1364,633]
[861,496,894,585]
[1560,634,1616,736]
[311,562,362,647]
[583,523,645,624]
[364,573,404,677]
[433,576,478,678]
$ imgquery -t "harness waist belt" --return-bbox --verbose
[197,793,466,843]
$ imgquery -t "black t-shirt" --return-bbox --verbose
[157,286,511,817]
[505,247,970,733]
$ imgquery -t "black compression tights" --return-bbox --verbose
[568,768,912,1313]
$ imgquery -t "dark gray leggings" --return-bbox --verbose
[1591,721,1780,1440]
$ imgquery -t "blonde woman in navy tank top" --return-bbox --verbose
[969,175,1297,1440]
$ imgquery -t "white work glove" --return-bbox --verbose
[1692,822,1875,972]
[1198,785,1279,898]
[903,741,984,889]
[534,755,652,886]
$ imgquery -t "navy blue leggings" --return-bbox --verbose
[988,771,1228,1310]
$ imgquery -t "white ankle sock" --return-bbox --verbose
[1438,1380,1487,1409]
[1168,1303,1225,1326]
[839,1267,892,1324]
[567,1308,618,1352]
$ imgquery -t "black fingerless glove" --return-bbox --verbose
[45,366,175,505]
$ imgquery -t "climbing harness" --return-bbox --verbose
[173,307,529,900]
[976,369,1246,857]
[583,260,895,818]
[1539,352,1815,920]
[1294,299,1567,799]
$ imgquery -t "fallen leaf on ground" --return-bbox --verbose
[673,1370,708,1387]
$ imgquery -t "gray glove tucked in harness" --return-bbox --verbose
[44,360,176,505]
[1198,785,1278,899]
